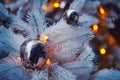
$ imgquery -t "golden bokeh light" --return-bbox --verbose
[100,48,106,55]
[42,5,47,10]
[92,24,99,32]
[40,34,49,43]
[53,2,60,8]
[99,6,105,15]
[46,58,51,65]
[17,57,21,61]
[6,0,10,3]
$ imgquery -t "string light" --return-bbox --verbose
[100,48,106,55]
[42,5,47,10]
[92,24,99,32]
[43,35,48,42]
[46,58,51,65]
[40,34,49,43]
[53,2,60,8]
[17,57,21,61]
[99,6,105,15]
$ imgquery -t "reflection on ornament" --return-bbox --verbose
[20,39,47,69]
[63,10,79,26]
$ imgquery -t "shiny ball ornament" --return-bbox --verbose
[20,39,47,69]
[63,10,79,25]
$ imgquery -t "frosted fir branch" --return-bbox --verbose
[49,64,77,80]
[5,0,29,11]
[0,65,29,80]
[44,19,70,35]
[44,16,94,63]
[32,0,48,10]
[84,0,100,9]
[32,0,47,33]
[45,26,94,63]
[44,15,96,45]
[47,40,84,55]
[26,0,48,36]
[62,60,97,78]
[0,41,15,52]
[77,42,99,66]
[78,14,98,28]
[59,47,80,56]
[0,40,18,59]
[83,0,100,14]
[0,64,22,73]
[93,69,120,80]
[0,51,29,80]
[69,0,86,12]
[9,14,36,38]
[50,33,93,47]
[58,41,82,54]
[16,6,24,19]
[26,11,40,36]
[45,26,93,45]
[0,3,10,21]
[0,50,9,59]
[60,43,98,78]
[31,69,48,80]
[0,0,99,80]
[77,43,95,61]
[0,3,36,38]
[0,53,22,72]
[49,31,93,44]
[0,26,26,52]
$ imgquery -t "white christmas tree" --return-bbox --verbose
[1,0,119,80]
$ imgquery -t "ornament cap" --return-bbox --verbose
[63,10,79,26]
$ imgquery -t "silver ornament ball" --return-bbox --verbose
[20,39,47,69]
[63,10,79,25]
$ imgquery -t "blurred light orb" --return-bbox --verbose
[42,5,47,10]
[46,58,51,65]
[99,6,105,15]
[60,1,66,9]
[53,2,60,8]
[20,39,47,69]
[100,48,106,55]
[92,24,99,32]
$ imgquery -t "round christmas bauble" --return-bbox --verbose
[63,10,79,25]
[20,39,47,69]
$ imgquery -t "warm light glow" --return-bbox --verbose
[53,2,60,8]
[100,48,106,55]
[17,57,21,61]
[92,24,99,32]
[46,58,51,65]
[6,0,10,3]
[42,5,47,10]
[40,34,49,43]
[99,6,105,15]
